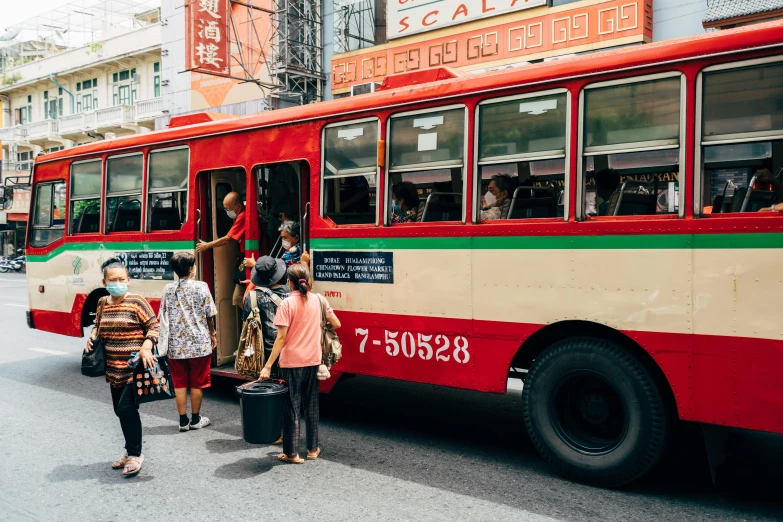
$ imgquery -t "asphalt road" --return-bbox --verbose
[1,272,782,522]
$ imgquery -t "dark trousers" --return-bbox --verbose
[281,365,319,457]
[110,384,142,457]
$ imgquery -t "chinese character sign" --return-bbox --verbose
[187,0,230,75]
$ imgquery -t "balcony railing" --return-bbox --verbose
[26,120,59,142]
[0,126,28,142]
[59,114,87,135]
[95,105,136,128]
[136,98,164,121]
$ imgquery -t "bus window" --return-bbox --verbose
[388,107,465,223]
[148,147,189,231]
[30,181,65,247]
[699,61,783,215]
[581,75,683,218]
[70,159,102,234]
[322,119,378,225]
[477,92,568,220]
[106,153,143,233]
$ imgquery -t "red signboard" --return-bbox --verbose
[333,0,652,93]
[186,0,231,76]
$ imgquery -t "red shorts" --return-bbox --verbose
[168,354,212,389]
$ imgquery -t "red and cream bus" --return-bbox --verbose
[25,20,783,487]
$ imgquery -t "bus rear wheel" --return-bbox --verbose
[522,337,671,488]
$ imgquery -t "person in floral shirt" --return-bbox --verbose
[160,252,218,432]
[391,181,420,223]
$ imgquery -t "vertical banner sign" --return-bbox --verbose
[388,0,547,39]
[186,0,231,76]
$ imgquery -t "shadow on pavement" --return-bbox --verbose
[213,452,282,479]
[206,437,259,454]
[47,462,155,484]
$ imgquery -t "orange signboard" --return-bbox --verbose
[332,0,652,93]
[186,0,231,76]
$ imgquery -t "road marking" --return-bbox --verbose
[29,348,69,355]
[3,304,27,308]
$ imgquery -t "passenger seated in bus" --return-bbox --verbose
[595,168,620,216]
[195,191,246,306]
[391,181,420,223]
[481,174,516,220]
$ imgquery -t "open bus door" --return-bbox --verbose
[196,168,246,368]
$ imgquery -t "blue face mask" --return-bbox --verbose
[106,282,128,297]
[392,201,401,214]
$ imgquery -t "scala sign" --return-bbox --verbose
[186,0,231,76]
[388,0,547,39]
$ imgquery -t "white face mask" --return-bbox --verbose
[226,209,237,219]
[282,240,292,250]
[484,191,497,208]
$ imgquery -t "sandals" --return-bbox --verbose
[277,453,305,464]
[122,454,144,477]
[306,448,321,460]
[111,454,129,470]
[273,436,283,445]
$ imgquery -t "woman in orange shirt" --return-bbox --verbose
[260,264,341,463]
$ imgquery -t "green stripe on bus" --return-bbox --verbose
[246,240,260,251]
[27,240,195,263]
[311,233,783,251]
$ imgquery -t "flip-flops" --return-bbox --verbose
[306,448,321,460]
[277,453,305,464]
[122,454,144,477]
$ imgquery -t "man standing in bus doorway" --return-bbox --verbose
[195,191,246,306]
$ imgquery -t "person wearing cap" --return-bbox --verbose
[242,256,291,379]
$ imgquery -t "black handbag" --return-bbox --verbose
[133,348,175,404]
[81,298,106,377]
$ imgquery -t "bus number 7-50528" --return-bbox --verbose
[354,328,470,364]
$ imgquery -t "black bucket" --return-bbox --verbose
[236,380,288,444]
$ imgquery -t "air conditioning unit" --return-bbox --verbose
[351,82,380,96]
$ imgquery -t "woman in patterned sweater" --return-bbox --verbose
[85,257,159,477]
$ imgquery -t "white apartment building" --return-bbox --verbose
[0,1,162,173]
[0,0,162,253]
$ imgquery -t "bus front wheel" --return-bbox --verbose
[522,337,671,488]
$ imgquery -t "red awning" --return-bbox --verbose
[6,213,28,222]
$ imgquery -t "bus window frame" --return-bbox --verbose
[473,88,571,224]
[384,103,468,226]
[68,158,104,236]
[105,151,145,234]
[576,71,687,221]
[320,117,381,227]
[30,179,66,248]
[694,55,783,217]
[146,145,191,233]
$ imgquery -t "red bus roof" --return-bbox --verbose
[38,19,783,165]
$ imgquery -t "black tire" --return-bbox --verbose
[522,337,671,488]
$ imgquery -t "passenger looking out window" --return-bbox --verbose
[388,108,465,223]
[481,174,518,220]
[391,181,420,223]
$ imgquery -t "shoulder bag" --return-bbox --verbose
[317,293,342,367]
[81,297,107,377]
[235,288,282,379]
[133,347,174,404]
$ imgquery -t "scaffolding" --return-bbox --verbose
[334,0,375,54]
[271,0,324,104]
[0,0,161,74]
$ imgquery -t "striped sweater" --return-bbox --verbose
[95,293,160,387]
